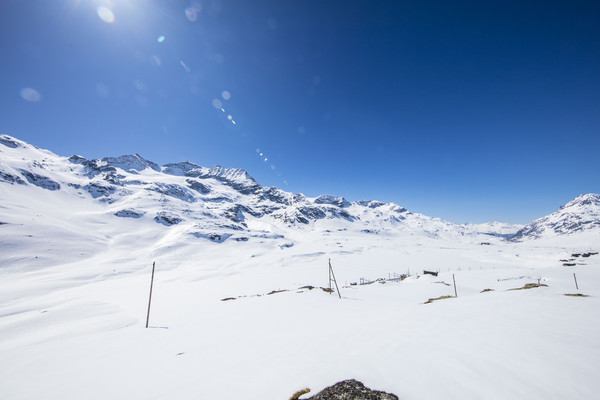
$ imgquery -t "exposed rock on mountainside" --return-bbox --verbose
[19,170,60,190]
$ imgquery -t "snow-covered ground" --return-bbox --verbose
[1,134,599,399]
[1,220,599,399]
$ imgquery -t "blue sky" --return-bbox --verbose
[1,0,599,224]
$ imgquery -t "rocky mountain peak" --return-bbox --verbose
[561,193,600,209]
[511,193,600,240]
[102,154,160,173]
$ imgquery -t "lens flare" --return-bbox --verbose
[20,88,42,102]
[97,7,115,23]
[157,35,165,43]
[227,115,232,120]
[221,90,231,100]
[179,60,191,72]
[150,55,162,67]
[212,99,223,109]
[185,6,201,22]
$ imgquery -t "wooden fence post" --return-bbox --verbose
[146,261,156,328]
[452,273,457,298]
[329,259,341,299]
[573,273,579,291]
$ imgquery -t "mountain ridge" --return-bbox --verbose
[1,134,598,245]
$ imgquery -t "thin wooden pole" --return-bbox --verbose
[328,258,332,293]
[146,261,156,328]
[452,274,457,297]
[329,259,341,299]
[573,273,579,291]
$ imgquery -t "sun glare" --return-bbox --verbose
[97,6,115,23]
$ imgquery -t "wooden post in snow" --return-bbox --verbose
[329,258,341,299]
[573,273,579,291]
[328,259,332,292]
[146,261,156,328]
[452,273,457,298]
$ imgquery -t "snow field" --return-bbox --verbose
[1,234,599,400]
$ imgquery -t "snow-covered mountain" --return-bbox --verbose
[1,133,597,253]
[511,193,600,240]
[0,134,523,249]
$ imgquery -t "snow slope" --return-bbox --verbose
[1,134,599,399]
[512,193,600,240]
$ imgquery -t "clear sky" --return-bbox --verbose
[1,0,599,224]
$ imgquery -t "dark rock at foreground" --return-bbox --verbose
[297,379,399,400]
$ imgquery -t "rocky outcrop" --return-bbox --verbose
[19,170,60,190]
[147,183,196,203]
[0,134,21,148]
[293,379,399,400]
[84,182,117,199]
[154,212,182,226]
[315,195,351,208]
[0,171,25,185]
[102,154,160,173]
[115,209,145,218]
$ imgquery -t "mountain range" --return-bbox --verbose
[1,133,598,256]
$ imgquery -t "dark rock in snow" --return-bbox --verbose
[78,159,117,178]
[19,170,61,190]
[84,182,116,198]
[315,194,351,208]
[186,179,211,194]
[301,379,398,400]
[299,206,326,220]
[191,232,232,242]
[253,232,285,239]
[115,209,145,218]
[0,135,21,148]
[0,171,26,185]
[147,183,196,203]
[361,229,379,234]
[357,200,385,208]
[68,155,87,164]
[203,196,233,203]
[259,187,291,205]
[326,207,357,221]
[154,212,183,226]
[104,173,125,186]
